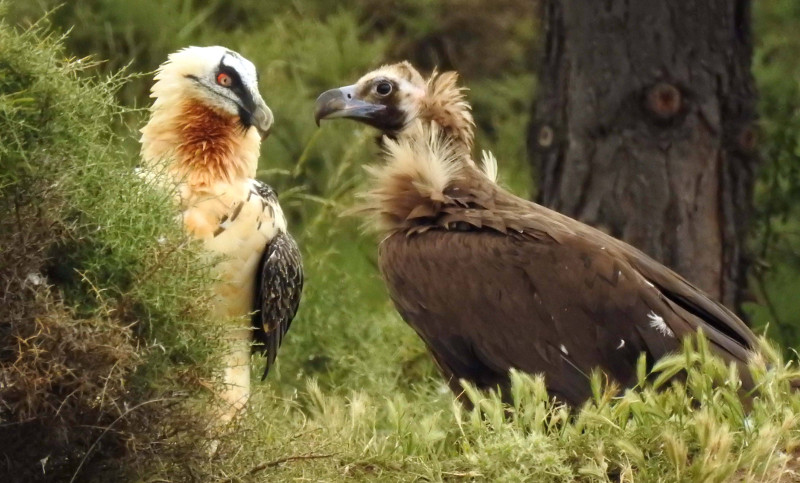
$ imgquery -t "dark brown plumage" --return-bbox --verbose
[315,63,759,406]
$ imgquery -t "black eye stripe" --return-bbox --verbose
[215,55,258,130]
[218,54,249,88]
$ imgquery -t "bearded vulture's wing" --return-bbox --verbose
[251,183,303,379]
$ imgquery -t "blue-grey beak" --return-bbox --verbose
[314,84,386,126]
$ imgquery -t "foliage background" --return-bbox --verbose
[1,0,799,481]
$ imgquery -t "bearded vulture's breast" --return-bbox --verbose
[182,179,303,378]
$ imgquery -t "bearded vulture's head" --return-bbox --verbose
[141,46,275,186]
[151,46,273,135]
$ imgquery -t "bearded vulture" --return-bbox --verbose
[314,62,760,406]
[140,46,302,420]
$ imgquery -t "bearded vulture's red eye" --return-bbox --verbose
[216,72,233,87]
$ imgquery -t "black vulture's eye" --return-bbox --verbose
[375,81,393,96]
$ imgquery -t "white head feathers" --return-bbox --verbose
[147,46,272,134]
[140,46,271,187]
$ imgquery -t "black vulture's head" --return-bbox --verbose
[314,61,427,135]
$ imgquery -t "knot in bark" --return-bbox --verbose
[646,83,682,119]
[538,125,554,148]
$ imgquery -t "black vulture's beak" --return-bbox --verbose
[314,84,385,126]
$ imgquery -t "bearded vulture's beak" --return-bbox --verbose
[251,97,273,137]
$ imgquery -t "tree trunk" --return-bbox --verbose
[529,0,759,312]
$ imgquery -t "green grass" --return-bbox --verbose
[2,2,800,482]
[176,335,800,482]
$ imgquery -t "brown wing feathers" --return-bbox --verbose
[352,64,760,406]
[252,231,303,379]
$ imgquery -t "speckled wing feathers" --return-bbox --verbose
[251,182,303,379]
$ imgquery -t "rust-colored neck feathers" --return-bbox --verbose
[174,101,251,185]
[141,97,260,189]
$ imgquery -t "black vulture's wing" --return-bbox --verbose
[379,228,756,406]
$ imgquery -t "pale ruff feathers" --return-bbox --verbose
[421,71,475,160]
[361,121,461,234]
[480,150,499,182]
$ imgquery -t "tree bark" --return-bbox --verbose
[529,0,759,312]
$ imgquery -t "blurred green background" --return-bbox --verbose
[2,0,800,480]
[10,0,796,347]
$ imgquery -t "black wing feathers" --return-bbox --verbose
[251,181,303,380]
[252,231,303,379]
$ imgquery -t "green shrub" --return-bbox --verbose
[0,15,223,481]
